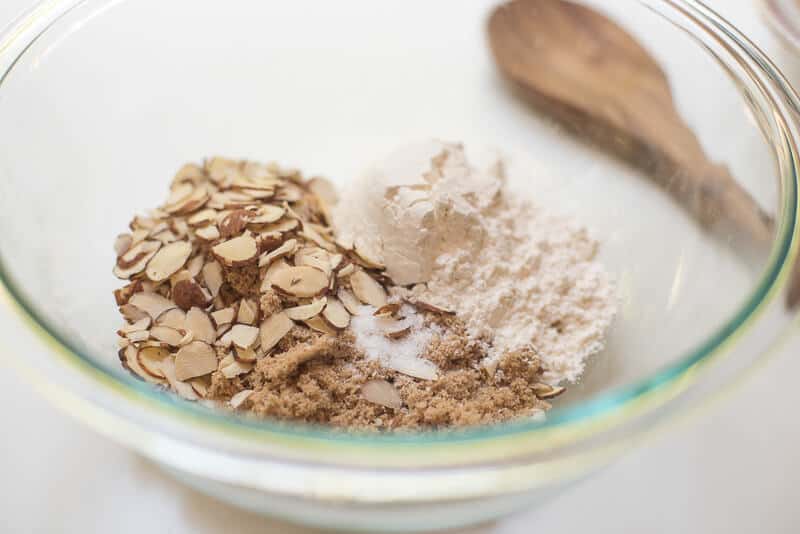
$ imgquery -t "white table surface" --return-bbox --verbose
[2,1,800,533]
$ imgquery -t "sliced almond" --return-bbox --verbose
[215,327,234,348]
[114,280,142,306]
[117,316,151,337]
[185,307,216,344]
[145,240,192,282]
[159,357,198,400]
[276,183,304,202]
[362,379,402,410]
[186,255,205,278]
[114,234,133,257]
[350,270,387,307]
[259,312,293,352]
[374,303,401,318]
[156,308,187,330]
[258,238,297,267]
[271,265,329,297]
[232,345,258,363]
[261,258,290,292]
[229,389,254,409]
[187,208,218,227]
[353,237,386,270]
[229,324,260,349]
[337,288,362,315]
[189,376,211,398]
[304,315,338,335]
[130,228,150,244]
[284,298,327,321]
[408,300,456,315]
[237,298,258,325]
[150,325,186,346]
[138,346,170,378]
[195,225,220,242]
[113,240,161,279]
[129,292,176,320]
[202,261,224,297]
[210,307,236,326]
[164,182,193,208]
[337,263,355,278]
[220,359,253,379]
[385,326,411,340]
[307,176,339,205]
[121,346,165,385]
[174,341,218,381]
[126,330,151,343]
[248,205,285,224]
[322,297,350,329]
[295,248,332,277]
[212,234,258,266]
[387,357,438,381]
[300,223,336,252]
[119,303,149,323]
[166,184,209,215]
[336,234,354,251]
[254,218,299,234]
[532,384,566,400]
[172,278,211,311]
[329,253,344,271]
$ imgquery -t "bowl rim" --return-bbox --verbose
[0,0,798,459]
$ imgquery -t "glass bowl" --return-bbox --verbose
[1,0,799,531]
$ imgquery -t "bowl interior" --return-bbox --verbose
[0,0,783,422]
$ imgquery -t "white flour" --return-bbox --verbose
[337,141,616,385]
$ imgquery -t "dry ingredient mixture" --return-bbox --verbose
[111,143,616,429]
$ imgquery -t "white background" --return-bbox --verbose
[1,1,800,533]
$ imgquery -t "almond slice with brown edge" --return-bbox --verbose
[114,234,133,257]
[185,307,216,344]
[169,185,209,215]
[113,240,161,279]
[261,258,290,292]
[117,316,151,337]
[284,297,327,321]
[301,224,336,252]
[374,302,401,318]
[146,241,192,282]
[210,307,235,326]
[229,389,254,409]
[195,225,220,242]
[150,325,186,346]
[259,311,293,352]
[220,359,253,379]
[202,261,224,297]
[189,376,211,398]
[159,357,198,400]
[237,298,258,325]
[276,183,304,202]
[337,263,355,278]
[126,330,151,343]
[350,270,387,307]
[212,234,258,267]
[155,308,186,330]
[385,326,411,340]
[271,266,328,297]
[307,176,339,205]
[215,327,234,348]
[532,383,566,400]
[119,303,149,323]
[229,324,260,349]
[138,346,170,378]
[329,253,343,271]
[174,341,217,381]
[248,205,285,224]
[296,251,332,277]
[408,300,456,315]
[353,237,386,270]
[122,346,165,385]
[186,255,205,278]
[232,345,258,363]
[387,356,438,381]
[172,278,211,311]
[304,315,338,335]
[322,297,350,330]
[164,182,193,209]
[362,379,402,410]
[337,288,362,315]
[129,292,176,320]
[258,238,297,267]
[187,208,218,227]
[254,218,299,234]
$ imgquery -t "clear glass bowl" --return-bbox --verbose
[0,0,799,531]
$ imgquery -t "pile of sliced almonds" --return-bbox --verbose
[113,158,393,401]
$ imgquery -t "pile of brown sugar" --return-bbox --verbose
[112,158,561,430]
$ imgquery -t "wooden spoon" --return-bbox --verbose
[487,0,774,245]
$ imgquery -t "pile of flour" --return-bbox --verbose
[334,140,616,385]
